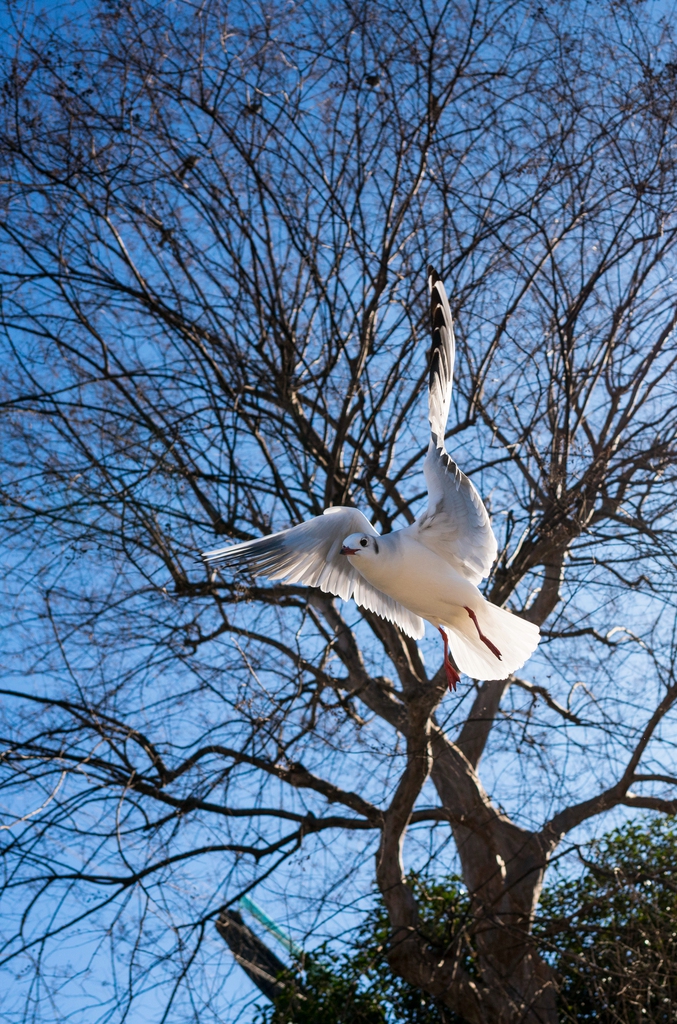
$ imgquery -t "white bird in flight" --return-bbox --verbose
[202,267,539,689]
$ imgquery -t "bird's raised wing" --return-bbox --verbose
[413,268,497,585]
[427,265,456,449]
[202,506,425,639]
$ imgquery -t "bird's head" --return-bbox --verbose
[341,533,380,557]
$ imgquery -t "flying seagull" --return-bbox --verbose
[202,267,539,689]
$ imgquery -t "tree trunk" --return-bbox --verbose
[216,910,290,1003]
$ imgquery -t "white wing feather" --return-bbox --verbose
[426,266,456,447]
[414,268,498,584]
[202,506,425,639]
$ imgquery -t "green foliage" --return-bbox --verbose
[256,875,473,1024]
[536,816,677,1022]
[257,819,677,1023]
[259,954,388,1024]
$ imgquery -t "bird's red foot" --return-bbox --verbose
[464,607,502,660]
[438,626,461,691]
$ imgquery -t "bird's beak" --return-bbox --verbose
[341,546,358,556]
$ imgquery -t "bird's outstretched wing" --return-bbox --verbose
[202,506,425,639]
[413,267,498,585]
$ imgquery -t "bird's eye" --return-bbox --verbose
[360,537,368,548]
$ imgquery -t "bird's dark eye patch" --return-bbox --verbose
[360,537,368,548]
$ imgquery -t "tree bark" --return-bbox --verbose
[216,910,290,1003]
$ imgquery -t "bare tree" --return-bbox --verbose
[2,1,677,1021]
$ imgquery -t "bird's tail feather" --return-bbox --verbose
[445,600,539,681]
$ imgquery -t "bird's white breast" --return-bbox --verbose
[347,533,479,626]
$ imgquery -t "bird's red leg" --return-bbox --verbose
[464,607,502,661]
[438,626,461,691]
